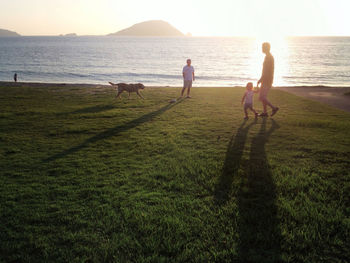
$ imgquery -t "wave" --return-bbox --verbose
[0,70,254,82]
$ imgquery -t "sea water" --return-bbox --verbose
[0,36,349,86]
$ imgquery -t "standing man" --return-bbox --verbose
[14,73,17,82]
[181,59,195,98]
[257,42,279,117]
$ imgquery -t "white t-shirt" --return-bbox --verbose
[245,90,254,104]
[183,65,194,81]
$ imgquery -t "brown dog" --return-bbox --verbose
[108,82,145,99]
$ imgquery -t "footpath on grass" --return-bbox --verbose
[277,86,350,112]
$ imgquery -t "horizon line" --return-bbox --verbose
[4,34,350,38]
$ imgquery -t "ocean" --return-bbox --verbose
[0,36,349,87]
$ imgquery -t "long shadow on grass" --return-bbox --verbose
[56,103,119,115]
[237,118,281,262]
[57,102,147,116]
[45,100,182,162]
[214,119,257,204]
[67,104,116,114]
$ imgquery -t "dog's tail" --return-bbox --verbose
[108,82,116,86]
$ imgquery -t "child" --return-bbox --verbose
[181,59,195,98]
[241,82,259,120]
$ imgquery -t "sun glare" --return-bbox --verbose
[246,36,289,86]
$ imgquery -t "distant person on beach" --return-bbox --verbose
[241,82,259,120]
[181,59,195,98]
[257,42,279,117]
[14,73,17,82]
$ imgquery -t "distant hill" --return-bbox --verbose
[0,28,20,37]
[108,20,184,37]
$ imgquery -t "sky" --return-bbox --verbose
[0,0,349,37]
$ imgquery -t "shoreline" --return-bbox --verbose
[1,81,350,89]
[1,81,349,112]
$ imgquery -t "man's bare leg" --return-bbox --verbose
[187,87,191,98]
[265,99,276,110]
[262,99,279,116]
[266,99,279,116]
[262,100,268,113]
[181,87,186,97]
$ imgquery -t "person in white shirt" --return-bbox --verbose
[181,59,195,98]
[241,82,259,120]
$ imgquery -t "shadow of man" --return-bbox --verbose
[237,118,281,262]
[45,100,183,162]
[214,119,257,204]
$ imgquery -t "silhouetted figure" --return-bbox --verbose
[257,42,279,117]
[214,119,257,204]
[181,59,195,98]
[14,73,17,82]
[238,118,281,261]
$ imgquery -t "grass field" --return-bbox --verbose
[1,84,349,262]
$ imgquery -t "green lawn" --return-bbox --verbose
[0,85,349,262]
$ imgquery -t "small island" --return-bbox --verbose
[108,20,184,37]
[59,33,78,37]
[0,28,20,37]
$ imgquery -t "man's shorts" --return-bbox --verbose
[259,85,271,101]
[183,80,192,89]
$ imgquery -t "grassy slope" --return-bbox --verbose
[0,85,349,262]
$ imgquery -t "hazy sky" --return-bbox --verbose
[0,0,349,36]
